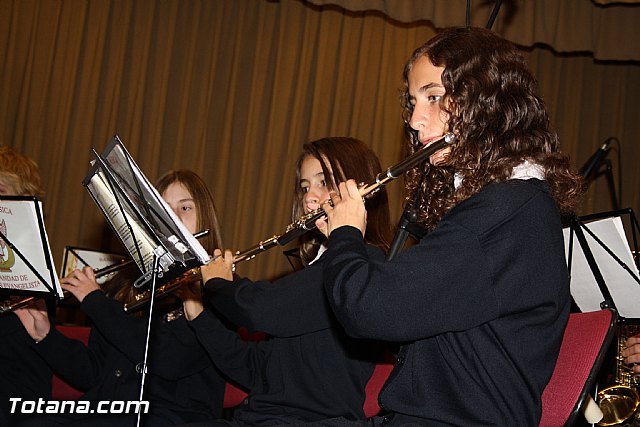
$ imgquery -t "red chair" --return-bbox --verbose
[539,308,617,427]
[52,325,91,400]
[223,382,248,408]
[363,362,394,417]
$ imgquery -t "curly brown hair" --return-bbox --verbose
[400,27,583,230]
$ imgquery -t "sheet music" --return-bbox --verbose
[88,171,158,273]
[83,136,209,285]
[563,216,640,317]
[0,198,63,297]
[102,141,209,265]
[61,247,125,285]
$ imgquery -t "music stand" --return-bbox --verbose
[82,135,209,287]
[564,208,640,320]
[82,135,210,426]
[0,196,63,303]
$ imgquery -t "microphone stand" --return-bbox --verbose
[485,0,504,30]
[603,159,620,211]
[386,174,428,261]
[580,137,620,211]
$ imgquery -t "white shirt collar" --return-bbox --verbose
[510,160,545,181]
[309,243,328,265]
[454,160,545,189]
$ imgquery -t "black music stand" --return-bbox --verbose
[82,135,210,427]
[0,196,63,311]
[82,136,209,287]
[565,210,640,426]
[565,208,640,321]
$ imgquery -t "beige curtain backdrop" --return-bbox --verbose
[308,0,640,61]
[1,0,639,282]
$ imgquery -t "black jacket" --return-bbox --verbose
[33,291,225,424]
[194,251,385,425]
[323,179,570,426]
[0,314,52,425]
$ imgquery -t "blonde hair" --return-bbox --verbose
[0,147,44,197]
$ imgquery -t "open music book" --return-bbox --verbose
[82,136,209,288]
[0,196,63,299]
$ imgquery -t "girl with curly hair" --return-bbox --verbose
[321,27,583,426]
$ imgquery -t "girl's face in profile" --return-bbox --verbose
[407,55,450,165]
[162,182,198,234]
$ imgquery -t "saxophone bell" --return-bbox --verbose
[597,323,640,426]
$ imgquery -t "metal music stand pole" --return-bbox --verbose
[136,252,161,427]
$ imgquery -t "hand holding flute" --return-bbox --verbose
[323,180,367,238]
[200,249,234,284]
[322,133,455,238]
[14,299,50,343]
[13,265,97,344]
[59,266,101,303]
[183,249,233,321]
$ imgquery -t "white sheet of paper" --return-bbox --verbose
[60,247,125,285]
[563,216,640,317]
[0,199,63,296]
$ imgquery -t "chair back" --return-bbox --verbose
[539,308,617,427]
[52,325,91,400]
